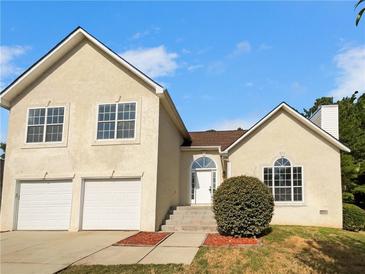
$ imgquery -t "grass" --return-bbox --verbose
[60,226,365,274]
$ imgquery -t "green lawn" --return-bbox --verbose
[60,226,365,274]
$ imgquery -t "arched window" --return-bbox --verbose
[274,158,291,167]
[192,156,216,169]
[263,157,303,202]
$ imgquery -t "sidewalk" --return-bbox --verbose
[75,232,207,265]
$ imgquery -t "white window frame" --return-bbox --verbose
[25,106,65,144]
[262,160,304,205]
[95,101,137,141]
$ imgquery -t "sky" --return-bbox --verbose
[1,1,364,142]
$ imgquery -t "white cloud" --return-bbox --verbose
[329,45,365,99]
[291,81,306,94]
[245,82,254,87]
[209,118,256,130]
[207,61,226,74]
[120,46,178,78]
[0,45,29,80]
[232,41,251,56]
[187,64,204,71]
[130,26,160,40]
[258,43,272,51]
[182,48,191,54]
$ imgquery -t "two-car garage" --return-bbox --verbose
[15,179,141,231]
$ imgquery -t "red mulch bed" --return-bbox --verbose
[203,233,259,247]
[113,232,171,246]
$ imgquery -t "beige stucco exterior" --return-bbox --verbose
[0,39,164,231]
[155,104,183,229]
[0,29,346,231]
[228,110,343,228]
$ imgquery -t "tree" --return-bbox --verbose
[303,97,333,118]
[303,92,365,192]
[0,142,5,160]
[355,0,365,26]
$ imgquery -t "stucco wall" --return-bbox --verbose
[0,39,160,231]
[179,151,223,205]
[228,110,343,228]
[155,104,183,229]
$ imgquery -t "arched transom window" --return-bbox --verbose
[192,156,216,169]
[263,157,303,202]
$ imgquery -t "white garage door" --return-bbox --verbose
[82,179,141,230]
[17,181,72,230]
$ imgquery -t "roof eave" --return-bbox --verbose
[181,146,221,151]
[223,102,351,153]
[0,97,10,109]
[0,27,165,108]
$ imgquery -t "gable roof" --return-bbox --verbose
[182,129,247,150]
[224,102,351,153]
[0,27,165,108]
[0,27,190,139]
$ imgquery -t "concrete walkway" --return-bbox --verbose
[1,231,137,274]
[76,232,207,265]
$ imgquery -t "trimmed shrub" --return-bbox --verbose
[343,203,365,232]
[353,185,365,209]
[343,192,355,204]
[213,176,274,237]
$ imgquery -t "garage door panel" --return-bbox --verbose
[82,180,141,230]
[17,182,72,230]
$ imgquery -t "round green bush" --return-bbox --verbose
[213,176,274,237]
[343,203,365,232]
[343,192,355,204]
[353,185,365,209]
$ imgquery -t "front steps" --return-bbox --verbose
[161,206,218,232]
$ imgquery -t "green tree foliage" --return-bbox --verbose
[304,92,365,197]
[355,0,365,26]
[0,142,5,160]
[303,97,334,118]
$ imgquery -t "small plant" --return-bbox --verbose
[343,203,365,232]
[213,176,274,237]
[343,192,355,204]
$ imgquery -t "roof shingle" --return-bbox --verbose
[183,129,247,150]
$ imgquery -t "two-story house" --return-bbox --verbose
[0,27,350,232]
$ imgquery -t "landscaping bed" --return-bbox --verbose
[61,226,365,274]
[203,233,259,247]
[113,232,171,246]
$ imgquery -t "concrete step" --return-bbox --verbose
[162,205,218,232]
[161,224,218,232]
[175,206,213,211]
[171,210,215,216]
[169,214,215,222]
[165,219,217,226]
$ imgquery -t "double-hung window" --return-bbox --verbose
[26,107,65,143]
[97,102,136,140]
[263,157,303,202]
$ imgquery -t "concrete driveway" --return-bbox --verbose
[0,230,137,274]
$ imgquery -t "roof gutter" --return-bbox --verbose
[180,146,229,156]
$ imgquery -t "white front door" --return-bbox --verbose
[194,171,212,204]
